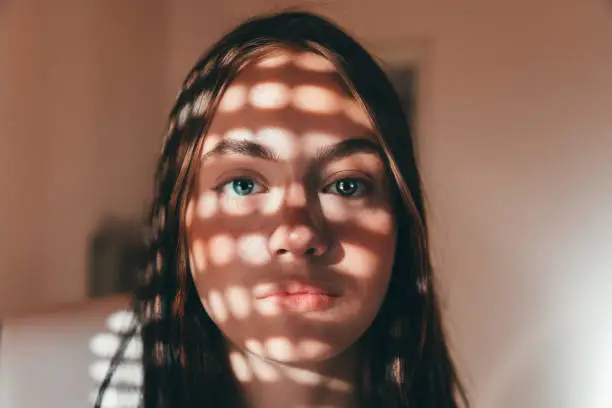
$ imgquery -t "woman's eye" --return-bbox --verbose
[324,178,369,198]
[219,178,265,197]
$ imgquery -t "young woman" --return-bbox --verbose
[96,10,468,408]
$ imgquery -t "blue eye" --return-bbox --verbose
[325,178,369,198]
[220,178,265,197]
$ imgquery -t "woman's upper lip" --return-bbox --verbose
[254,279,339,299]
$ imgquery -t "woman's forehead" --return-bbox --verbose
[252,49,338,73]
[202,50,378,160]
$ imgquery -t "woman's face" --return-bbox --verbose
[185,50,397,364]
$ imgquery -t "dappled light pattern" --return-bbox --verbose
[218,84,248,113]
[249,82,291,109]
[228,340,353,391]
[90,310,142,408]
[293,53,336,73]
[95,47,421,408]
[179,50,398,407]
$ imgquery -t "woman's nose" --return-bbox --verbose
[267,223,328,258]
[267,184,329,259]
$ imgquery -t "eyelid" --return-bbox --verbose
[321,172,374,198]
[212,170,269,192]
[321,170,375,188]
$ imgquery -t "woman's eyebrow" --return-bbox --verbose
[201,137,383,165]
[202,138,282,162]
[312,138,383,168]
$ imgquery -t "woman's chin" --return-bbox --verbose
[238,335,361,368]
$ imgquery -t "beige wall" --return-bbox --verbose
[1,1,611,406]
[0,1,169,315]
[168,2,612,403]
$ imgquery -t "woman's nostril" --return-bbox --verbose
[275,247,317,256]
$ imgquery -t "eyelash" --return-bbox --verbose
[215,176,372,199]
[216,177,267,197]
[322,177,371,198]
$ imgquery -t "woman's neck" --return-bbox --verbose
[226,342,361,408]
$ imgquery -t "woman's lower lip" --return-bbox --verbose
[262,293,337,312]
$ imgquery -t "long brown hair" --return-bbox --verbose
[96,10,468,408]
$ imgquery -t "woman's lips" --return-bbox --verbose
[261,292,337,312]
[255,281,340,312]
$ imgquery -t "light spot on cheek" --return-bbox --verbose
[319,195,351,223]
[356,209,395,234]
[225,285,252,319]
[208,234,236,266]
[195,192,219,219]
[207,290,229,322]
[252,296,281,316]
[190,239,208,271]
[339,242,387,278]
[249,82,290,109]
[236,234,271,265]
[220,195,258,216]
[259,187,285,215]
[292,85,341,114]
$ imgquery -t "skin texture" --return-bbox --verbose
[184,50,398,408]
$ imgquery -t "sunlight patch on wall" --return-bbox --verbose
[88,309,143,408]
